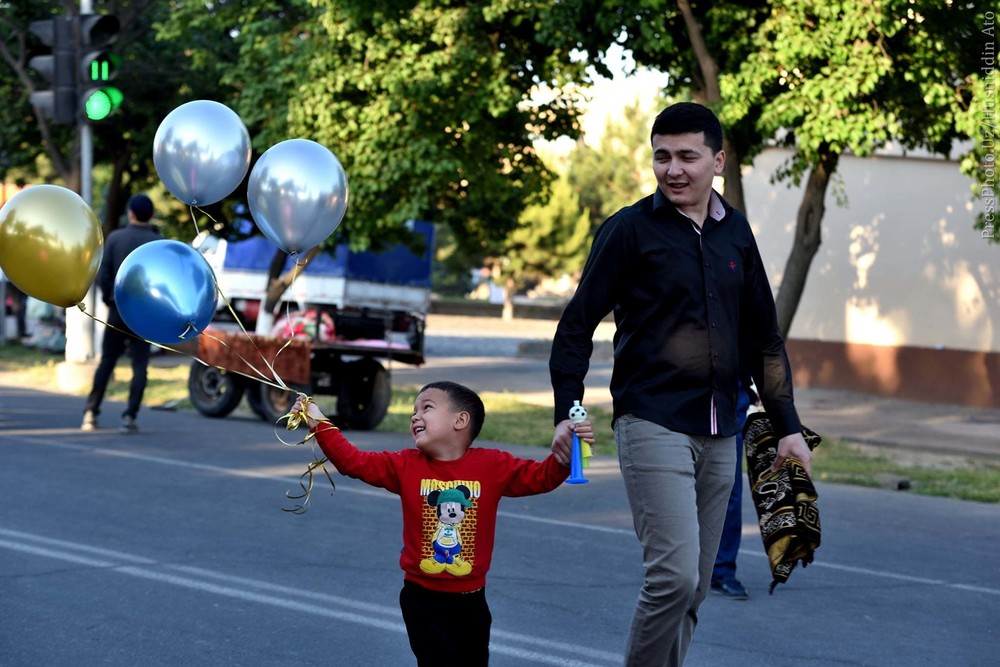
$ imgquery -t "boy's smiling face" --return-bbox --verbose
[410,388,471,460]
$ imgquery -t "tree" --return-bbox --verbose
[0,0,79,191]
[541,0,770,213]
[0,0,231,238]
[491,171,592,319]
[568,101,656,229]
[158,0,595,318]
[545,0,988,335]
[955,23,997,244]
[721,0,988,333]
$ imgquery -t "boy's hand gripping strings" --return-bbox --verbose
[279,394,338,514]
[284,394,332,435]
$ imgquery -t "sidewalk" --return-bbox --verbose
[423,314,1000,463]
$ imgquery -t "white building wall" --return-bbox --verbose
[742,147,997,354]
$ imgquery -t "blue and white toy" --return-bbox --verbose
[566,400,590,484]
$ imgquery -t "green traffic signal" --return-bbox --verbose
[88,53,120,82]
[77,13,121,123]
[83,86,122,121]
[82,51,122,121]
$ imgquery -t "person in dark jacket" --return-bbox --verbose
[549,102,813,666]
[81,194,160,433]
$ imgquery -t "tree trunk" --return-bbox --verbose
[719,147,745,212]
[263,245,323,316]
[774,147,839,337]
[501,276,515,321]
[676,0,745,213]
[103,148,131,235]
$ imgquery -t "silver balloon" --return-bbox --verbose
[114,240,218,346]
[247,139,349,257]
[153,100,252,206]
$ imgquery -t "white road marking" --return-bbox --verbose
[0,527,618,666]
[8,434,1000,599]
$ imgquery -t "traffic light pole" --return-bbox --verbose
[63,0,97,368]
[64,122,96,363]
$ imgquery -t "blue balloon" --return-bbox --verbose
[114,240,218,345]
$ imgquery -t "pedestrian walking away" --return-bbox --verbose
[82,194,161,434]
[549,102,813,667]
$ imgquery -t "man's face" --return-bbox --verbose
[651,131,725,213]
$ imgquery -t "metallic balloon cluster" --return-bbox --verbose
[0,100,350,349]
[153,100,349,258]
[134,100,350,344]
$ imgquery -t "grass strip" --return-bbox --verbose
[3,345,997,503]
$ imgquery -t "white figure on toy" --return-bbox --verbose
[569,400,588,425]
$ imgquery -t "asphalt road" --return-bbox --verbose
[2,381,999,667]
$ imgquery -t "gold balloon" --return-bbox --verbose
[0,185,104,308]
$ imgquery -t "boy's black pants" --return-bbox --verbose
[399,579,491,666]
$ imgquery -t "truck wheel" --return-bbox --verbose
[338,359,391,431]
[247,383,299,424]
[188,362,245,417]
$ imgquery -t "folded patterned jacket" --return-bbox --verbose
[743,412,823,594]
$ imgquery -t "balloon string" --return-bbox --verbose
[197,327,291,392]
[267,258,306,376]
[79,306,198,357]
[213,257,336,513]
[265,255,320,386]
[188,204,222,237]
[75,306,291,392]
[278,395,338,513]
[188,204,201,236]
[212,285,291,391]
[204,248,328,512]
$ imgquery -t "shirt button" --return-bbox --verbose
[713,352,720,359]
[707,291,714,298]
[711,323,718,328]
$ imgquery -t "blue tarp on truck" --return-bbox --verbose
[221,220,434,287]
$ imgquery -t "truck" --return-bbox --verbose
[188,220,434,430]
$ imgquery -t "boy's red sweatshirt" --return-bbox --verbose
[312,424,569,593]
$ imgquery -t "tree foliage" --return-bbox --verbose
[159,0,593,256]
[503,172,591,286]
[719,0,988,331]
[3,0,992,332]
[568,101,656,229]
[546,0,992,334]
[0,0,233,237]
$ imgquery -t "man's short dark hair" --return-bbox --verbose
[128,194,154,222]
[419,380,485,441]
[650,102,724,154]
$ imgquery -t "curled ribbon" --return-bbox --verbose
[279,395,338,514]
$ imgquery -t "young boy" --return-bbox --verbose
[291,381,593,666]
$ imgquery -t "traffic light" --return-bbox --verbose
[27,16,76,124]
[77,14,121,122]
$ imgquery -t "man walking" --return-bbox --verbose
[82,194,160,433]
[549,102,812,666]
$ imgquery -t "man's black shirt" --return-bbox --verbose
[550,189,802,439]
[97,223,161,307]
